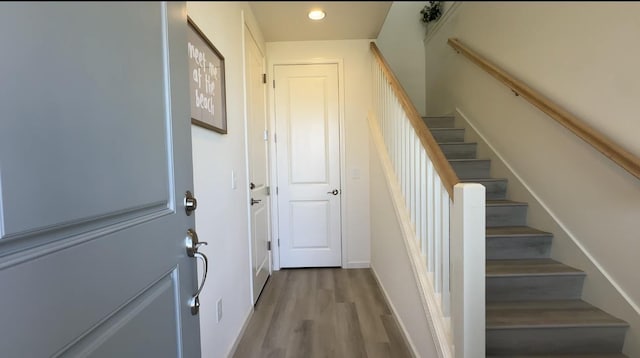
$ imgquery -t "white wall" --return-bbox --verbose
[376,1,427,116]
[424,2,640,355]
[266,40,372,269]
[369,128,439,358]
[187,2,265,357]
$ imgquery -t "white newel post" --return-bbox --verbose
[451,183,485,358]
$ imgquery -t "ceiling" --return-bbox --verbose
[249,2,392,42]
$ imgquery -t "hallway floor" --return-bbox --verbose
[233,268,413,358]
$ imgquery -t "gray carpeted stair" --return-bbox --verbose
[423,115,629,356]
[439,142,478,159]
[430,128,465,143]
[449,159,491,179]
[486,259,585,302]
[463,178,508,200]
[487,300,628,355]
[486,226,552,260]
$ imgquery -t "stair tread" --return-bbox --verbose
[487,259,584,277]
[487,200,528,206]
[487,300,628,329]
[487,226,552,237]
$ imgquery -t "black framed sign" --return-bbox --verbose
[187,17,227,134]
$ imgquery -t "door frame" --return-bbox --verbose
[267,58,347,270]
[241,17,272,303]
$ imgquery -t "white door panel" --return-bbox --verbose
[290,200,330,248]
[275,64,342,268]
[245,26,270,303]
[0,3,200,356]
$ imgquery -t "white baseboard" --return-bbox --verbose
[345,261,370,269]
[370,265,419,358]
[226,306,254,358]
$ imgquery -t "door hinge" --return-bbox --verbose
[267,241,271,250]
[278,238,280,247]
[276,186,279,195]
[262,73,267,84]
[272,80,275,88]
[263,130,268,141]
[265,186,270,196]
[274,133,277,143]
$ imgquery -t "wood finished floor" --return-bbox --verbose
[233,268,413,358]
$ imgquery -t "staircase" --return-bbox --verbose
[424,115,629,357]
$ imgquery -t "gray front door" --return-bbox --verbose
[0,3,201,357]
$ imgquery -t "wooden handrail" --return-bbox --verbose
[370,42,460,197]
[448,38,640,180]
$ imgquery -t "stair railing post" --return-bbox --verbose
[450,183,485,358]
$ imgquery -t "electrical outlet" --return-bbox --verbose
[216,298,223,322]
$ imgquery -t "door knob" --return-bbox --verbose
[327,189,340,195]
[184,191,197,216]
[251,198,262,206]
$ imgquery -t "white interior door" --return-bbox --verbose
[245,26,271,302]
[0,3,201,357]
[274,64,342,268]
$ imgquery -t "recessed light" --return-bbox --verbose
[308,10,325,21]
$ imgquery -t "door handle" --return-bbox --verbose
[251,198,262,205]
[188,251,209,315]
[186,229,207,257]
[327,189,340,195]
[186,229,209,315]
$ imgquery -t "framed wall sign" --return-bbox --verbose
[187,17,227,134]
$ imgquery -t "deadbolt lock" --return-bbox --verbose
[184,191,197,216]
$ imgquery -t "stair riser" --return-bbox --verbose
[431,129,465,143]
[487,275,584,302]
[486,236,552,260]
[487,326,627,354]
[487,205,528,227]
[450,160,491,179]
[474,180,507,200]
[423,116,454,128]
[439,143,477,159]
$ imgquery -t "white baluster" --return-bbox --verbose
[415,133,420,233]
[410,131,416,227]
[426,159,434,272]
[442,188,451,317]
[420,148,427,257]
[434,175,442,293]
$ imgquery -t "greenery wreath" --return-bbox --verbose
[420,1,443,24]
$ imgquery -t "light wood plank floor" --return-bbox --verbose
[233,268,413,358]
